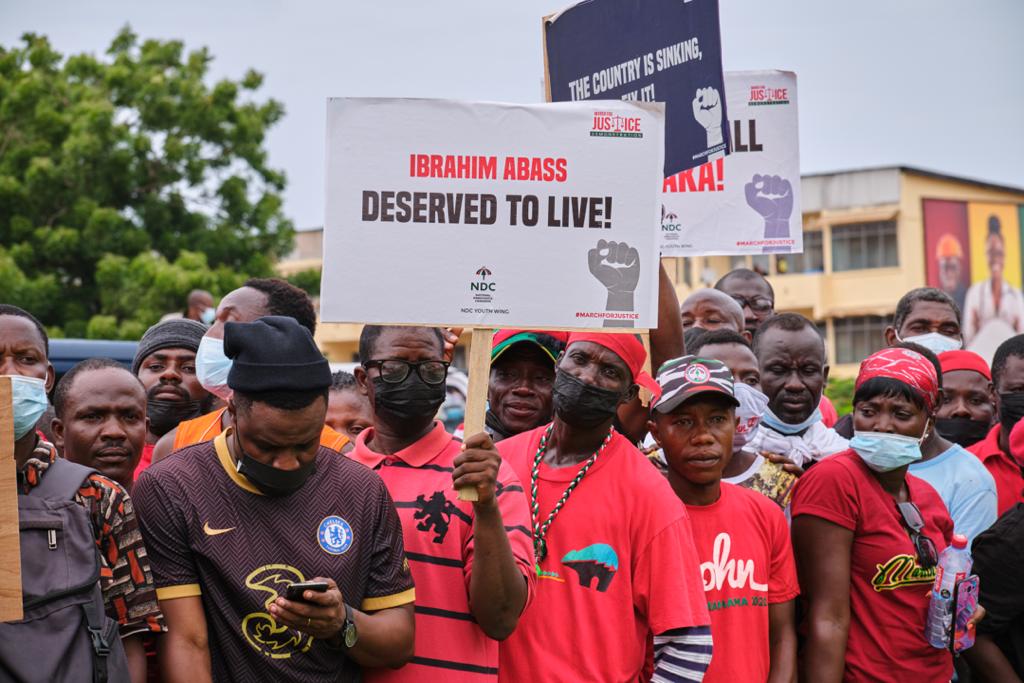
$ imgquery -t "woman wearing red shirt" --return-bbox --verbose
[792,347,956,682]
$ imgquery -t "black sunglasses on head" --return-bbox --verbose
[362,358,450,385]
[895,501,938,569]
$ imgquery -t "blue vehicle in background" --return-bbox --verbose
[49,338,139,382]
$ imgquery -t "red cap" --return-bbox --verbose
[565,332,661,400]
[938,350,991,381]
[951,534,968,549]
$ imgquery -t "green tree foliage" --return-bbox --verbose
[825,376,855,417]
[285,268,321,297]
[0,27,294,337]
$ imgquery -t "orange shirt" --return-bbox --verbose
[173,407,348,452]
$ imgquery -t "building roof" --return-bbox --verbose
[803,165,1024,197]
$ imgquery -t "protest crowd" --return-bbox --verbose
[3,264,1024,683]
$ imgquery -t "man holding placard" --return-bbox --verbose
[496,333,711,682]
[351,325,535,681]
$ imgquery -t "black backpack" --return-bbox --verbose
[0,457,130,682]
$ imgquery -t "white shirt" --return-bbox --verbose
[963,278,1024,343]
[747,422,849,468]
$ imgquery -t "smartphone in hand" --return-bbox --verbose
[950,575,980,653]
[285,581,329,602]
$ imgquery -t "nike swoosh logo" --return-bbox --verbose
[203,522,236,536]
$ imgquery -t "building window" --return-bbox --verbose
[831,220,898,271]
[834,315,888,364]
[776,231,824,274]
[674,258,691,288]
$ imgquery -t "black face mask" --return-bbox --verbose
[146,399,203,437]
[551,369,624,429]
[999,392,1024,431]
[233,432,315,497]
[935,417,991,447]
[372,374,446,432]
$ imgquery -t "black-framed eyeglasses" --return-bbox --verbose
[729,294,773,314]
[362,359,450,385]
[896,501,938,569]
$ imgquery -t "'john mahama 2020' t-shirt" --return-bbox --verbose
[685,483,799,683]
[133,431,415,682]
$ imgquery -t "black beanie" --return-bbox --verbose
[224,316,330,393]
[132,319,207,375]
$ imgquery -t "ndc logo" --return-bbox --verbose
[590,111,643,138]
[661,206,682,233]
[471,266,495,303]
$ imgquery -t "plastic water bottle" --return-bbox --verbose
[925,534,972,649]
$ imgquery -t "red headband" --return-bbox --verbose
[938,350,991,381]
[565,332,661,399]
[856,347,939,412]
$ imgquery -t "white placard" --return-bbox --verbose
[321,98,665,329]
[660,70,801,255]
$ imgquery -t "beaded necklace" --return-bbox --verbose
[530,423,613,572]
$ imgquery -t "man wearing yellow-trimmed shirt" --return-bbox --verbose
[133,316,415,682]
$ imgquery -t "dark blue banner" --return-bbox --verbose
[545,0,730,177]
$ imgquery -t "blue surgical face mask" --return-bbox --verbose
[5,375,49,441]
[896,331,962,355]
[850,429,926,472]
[199,307,216,326]
[195,335,233,401]
[761,406,822,436]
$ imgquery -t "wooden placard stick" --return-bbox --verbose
[458,328,495,501]
[0,376,23,621]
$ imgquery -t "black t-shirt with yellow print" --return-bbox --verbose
[133,430,415,682]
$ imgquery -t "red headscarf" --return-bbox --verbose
[565,332,661,399]
[856,347,939,412]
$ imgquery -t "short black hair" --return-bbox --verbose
[988,215,1003,240]
[53,358,140,418]
[892,341,943,390]
[331,370,357,392]
[690,329,751,355]
[854,376,927,412]
[992,333,1024,390]
[752,313,822,358]
[714,268,775,302]
[358,325,445,362]
[0,304,49,356]
[234,387,329,413]
[243,278,317,335]
[683,326,707,356]
[893,287,962,331]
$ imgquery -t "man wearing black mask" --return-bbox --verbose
[133,316,416,682]
[936,349,997,447]
[495,332,711,683]
[132,319,211,481]
[968,334,1024,516]
[350,325,534,682]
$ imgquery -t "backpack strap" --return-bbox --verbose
[28,457,97,501]
[82,594,111,683]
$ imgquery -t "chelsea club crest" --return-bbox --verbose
[317,516,353,555]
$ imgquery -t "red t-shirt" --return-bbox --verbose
[349,422,535,682]
[133,442,155,482]
[968,424,1024,516]
[496,426,709,683]
[686,483,799,683]
[791,449,954,682]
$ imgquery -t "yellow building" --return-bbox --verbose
[279,166,1024,375]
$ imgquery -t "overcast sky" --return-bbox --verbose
[3,0,1022,229]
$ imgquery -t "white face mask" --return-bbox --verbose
[195,335,233,401]
[896,331,962,355]
[732,383,768,453]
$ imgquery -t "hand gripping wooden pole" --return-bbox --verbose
[457,328,495,501]
[0,376,23,621]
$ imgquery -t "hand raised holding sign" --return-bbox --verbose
[589,239,639,326]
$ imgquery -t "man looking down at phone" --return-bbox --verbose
[133,316,415,682]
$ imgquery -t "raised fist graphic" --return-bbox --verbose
[692,87,724,151]
[745,174,793,239]
[588,239,639,327]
